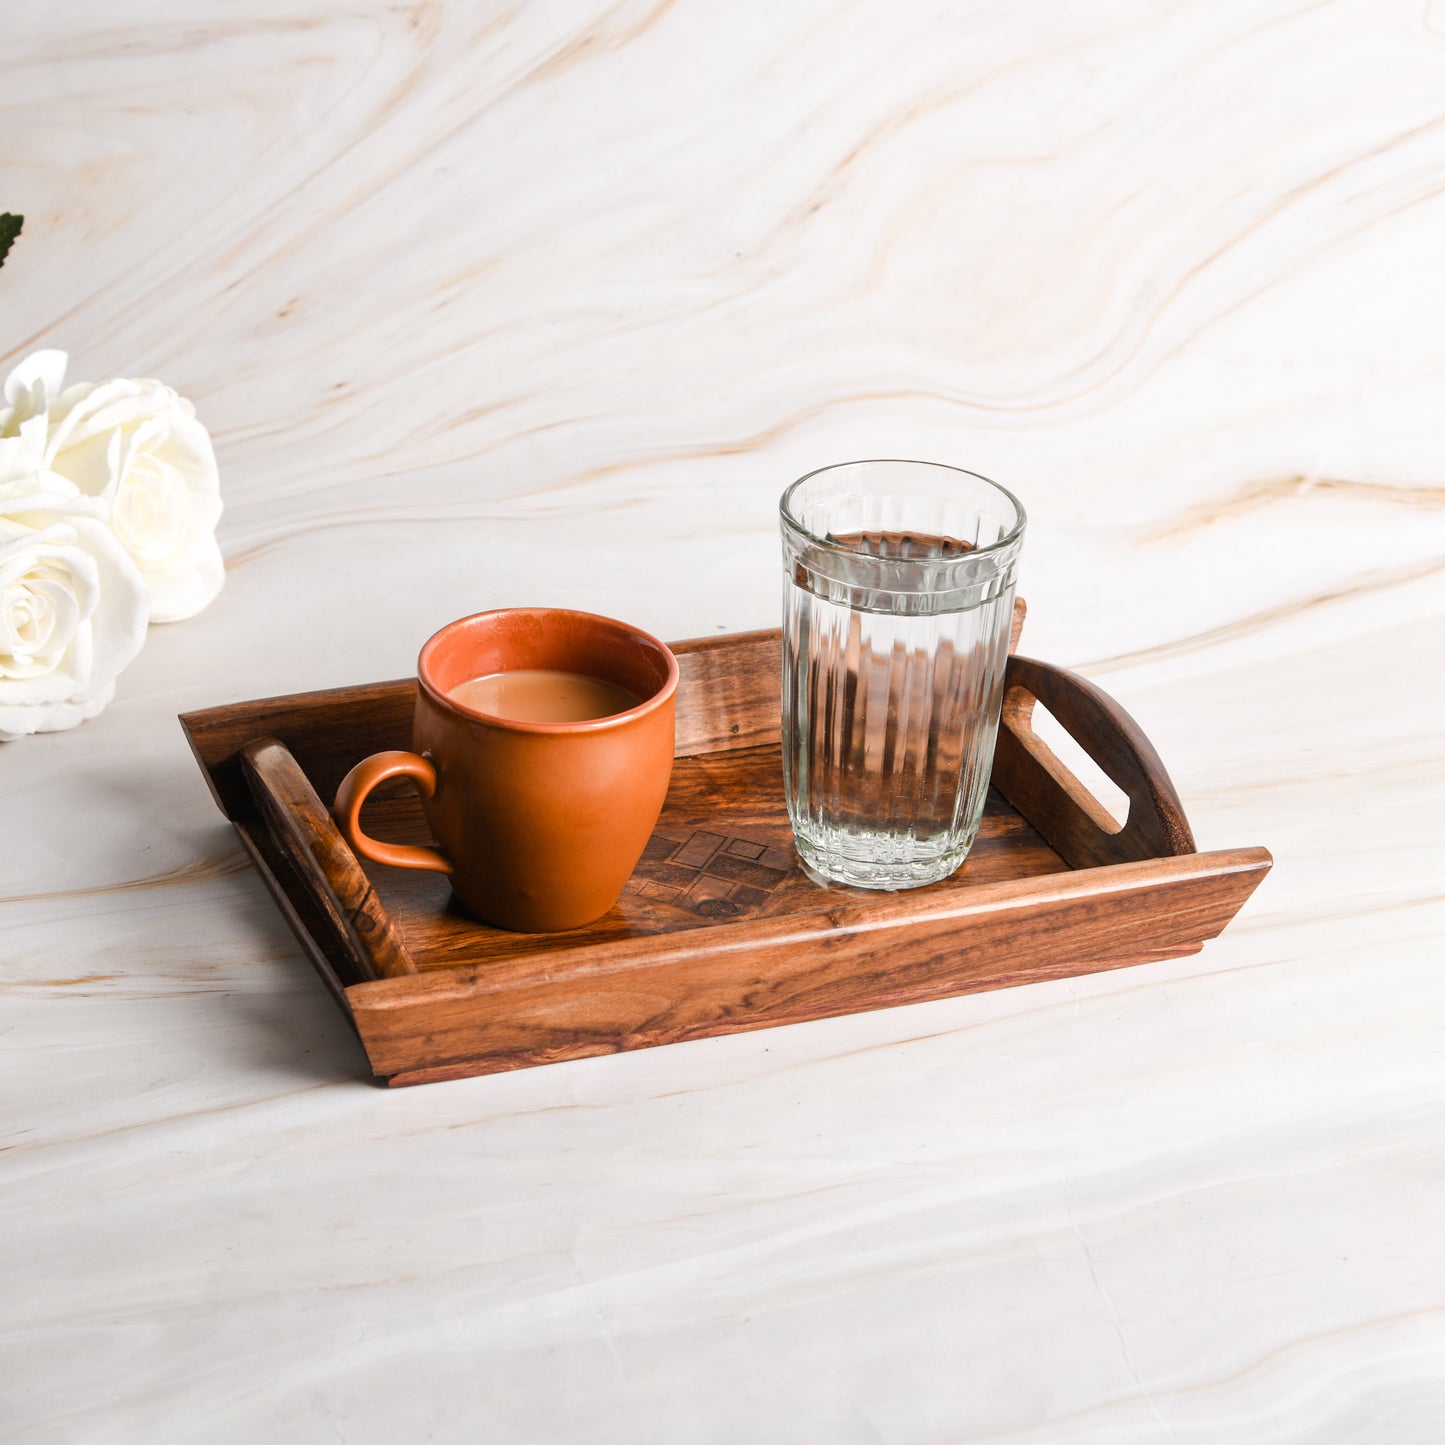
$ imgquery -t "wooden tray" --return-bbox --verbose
[181,615,1270,1086]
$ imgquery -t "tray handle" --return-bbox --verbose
[241,738,417,980]
[991,656,1196,869]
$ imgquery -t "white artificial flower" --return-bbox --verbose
[0,350,224,623]
[0,444,148,742]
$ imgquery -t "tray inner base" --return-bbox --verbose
[356,742,1068,971]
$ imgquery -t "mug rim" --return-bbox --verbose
[416,606,680,735]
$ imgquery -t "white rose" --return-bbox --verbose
[0,445,148,742]
[1,350,224,623]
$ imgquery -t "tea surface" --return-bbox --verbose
[449,669,639,723]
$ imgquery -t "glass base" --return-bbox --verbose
[792,829,975,891]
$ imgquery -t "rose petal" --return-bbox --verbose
[0,445,109,525]
[0,435,57,489]
[0,506,148,740]
[47,378,177,460]
[0,679,115,743]
[0,524,100,700]
[2,349,69,414]
[145,528,226,623]
[68,515,147,677]
[46,376,223,622]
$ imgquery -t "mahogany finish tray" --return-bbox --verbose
[180,618,1270,1086]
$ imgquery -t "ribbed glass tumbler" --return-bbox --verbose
[780,460,1026,890]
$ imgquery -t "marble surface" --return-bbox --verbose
[4,1,1444,1439]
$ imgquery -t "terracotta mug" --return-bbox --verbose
[333,608,678,932]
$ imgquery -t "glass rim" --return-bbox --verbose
[779,458,1027,559]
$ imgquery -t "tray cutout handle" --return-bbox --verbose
[992,656,1196,870]
[242,739,418,980]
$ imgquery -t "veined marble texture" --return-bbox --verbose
[3,0,1444,1440]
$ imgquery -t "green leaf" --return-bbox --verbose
[0,213,23,270]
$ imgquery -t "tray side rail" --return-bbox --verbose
[178,629,792,823]
[348,848,1272,1083]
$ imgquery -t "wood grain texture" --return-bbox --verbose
[181,622,1268,1085]
[182,679,416,825]
[992,654,1197,868]
[241,739,417,980]
[227,819,365,1011]
[354,849,1270,1082]
[309,749,1063,973]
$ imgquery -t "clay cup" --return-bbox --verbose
[333,608,678,932]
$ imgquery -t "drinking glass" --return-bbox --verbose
[780,460,1026,889]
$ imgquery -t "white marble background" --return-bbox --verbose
[4,1,1444,1439]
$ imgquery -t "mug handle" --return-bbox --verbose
[333,751,453,874]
